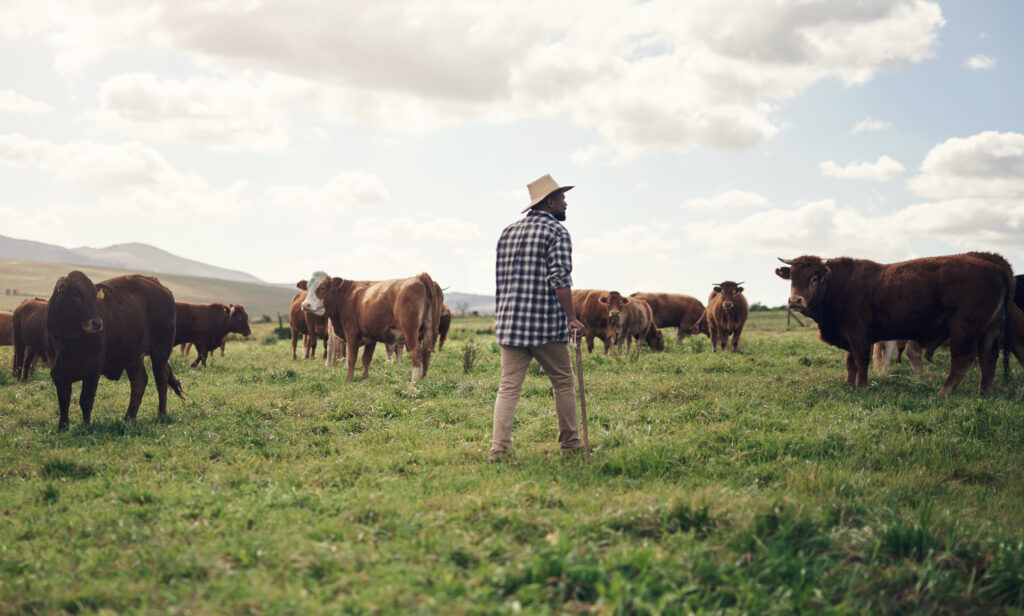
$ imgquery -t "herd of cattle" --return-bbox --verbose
[2,251,1024,430]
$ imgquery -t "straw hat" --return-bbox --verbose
[523,174,574,213]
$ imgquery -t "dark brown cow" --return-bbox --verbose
[706,281,749,352]
[0,311,11,347]
[45,271,184,430]
[301,271,443,381]
[572,289,630,354]
[615,296,664,354]
[438,303,452,351]
[629,292,706,342]
[174,302,252,367]
[12,299,48,380]
[776,253,1013,395]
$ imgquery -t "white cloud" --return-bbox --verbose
[851,116,890,134]
[680,189,770,210]
[0,90,52,114]
[907,131,1024,199]
[268,172,390,212]
[0,133,248,217]
[6,0,946,159]
[94,73,289,152]
[964,54,997,70]
[578,223,683,257]
[819,155,905,181]
[682,199,910,260]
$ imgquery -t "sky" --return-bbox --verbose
[1,0,1022,306]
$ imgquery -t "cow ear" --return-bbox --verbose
[621,297,630,304]
[296,280,308,290]
[222,305,230,314]
[775,267,791,280]
[599,296,608,304]
[737,286,744,293]
[713,286,722,293]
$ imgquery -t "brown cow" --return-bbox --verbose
[301,271,443,381]
[174,302,252,367]
[706,281,748,352]
[0,311,11,347]
[629,292,707,342]
[572,289,630,354]
[776,253,1013,395]
[615,296,664,354]
[12,299,48,380]
[45,271,184,430]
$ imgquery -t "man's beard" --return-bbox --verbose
[551,211,566,221]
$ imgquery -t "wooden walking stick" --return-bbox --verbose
[574,332,591,464]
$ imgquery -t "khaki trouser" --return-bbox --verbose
[490,341,582,457]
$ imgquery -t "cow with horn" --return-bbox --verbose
[775,253,1013,396]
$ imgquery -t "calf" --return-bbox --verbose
[776,252,1013,395]
[706,281,749,352]
[45,271,184,430]
[629,292,706,342]
[12,299,48,380]
[572,289,629,354]
[615,297,664,355]
[174,302,251,367]
[302,271,443,381]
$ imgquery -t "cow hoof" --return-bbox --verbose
[58,422,69,432]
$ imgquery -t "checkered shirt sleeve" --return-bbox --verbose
[494,211,574,347]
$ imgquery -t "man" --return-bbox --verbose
[489,174,587,462]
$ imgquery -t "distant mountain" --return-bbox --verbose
[0,235,264,285]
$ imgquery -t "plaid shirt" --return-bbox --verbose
[495,210,574,347]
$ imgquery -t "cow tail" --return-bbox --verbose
[168,364,186,399]
[1003,268,1013,383]
[418,273,439,352]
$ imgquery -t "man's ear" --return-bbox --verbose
[775,267,791,280]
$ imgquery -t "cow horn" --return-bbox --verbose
[778,258,795,265]
[736,281,745,285]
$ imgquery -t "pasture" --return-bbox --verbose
[1,310,1023,615]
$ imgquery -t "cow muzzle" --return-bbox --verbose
[723,301,734,310]
[788,296,808,312]
[83,317,103,334]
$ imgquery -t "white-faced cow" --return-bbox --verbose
[301,271,442,381]
[776,253,1013,396]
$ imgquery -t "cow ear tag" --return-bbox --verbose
[96,289,105,300]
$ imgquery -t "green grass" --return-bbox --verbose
[1,311,1023,614]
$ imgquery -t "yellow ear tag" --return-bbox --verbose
[97,289,105,300]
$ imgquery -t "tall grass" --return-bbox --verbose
[0,311,1022,614]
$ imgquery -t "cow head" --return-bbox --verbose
[301,271,332,316]
[228,304,251,337]
[599,291,629,327]
[713,281,744,312]
[776,256,829,314]
[687,312,711,337]
[645,325,665,351]
[47,270,103,339]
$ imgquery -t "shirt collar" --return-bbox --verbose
[526,210,559,223]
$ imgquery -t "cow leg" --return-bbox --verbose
[344,339,360,381]
[939,335,974,396]
[710,328,719,352]
[322,339,327,360]
[905,341,924,374]
[79,372,100,424]
[361,342,377,378]
[291,329,300,360]
[152,356,170,415]
[585,330,595,353]
[190,343,203,368]
[124,360,148,421]
[977,328,1002,396]
[731,326,744,352]
[844,352,857,385]
[51,366,73,430]
[852,347,871,388]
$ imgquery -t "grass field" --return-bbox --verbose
[0,259,295,318]
[1,311,1023,615]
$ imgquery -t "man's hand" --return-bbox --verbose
[568,317,586,340]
